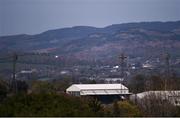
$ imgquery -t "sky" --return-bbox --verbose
[0,0,180,36]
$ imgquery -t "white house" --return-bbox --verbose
[130,91,180,106]
[66,84,130,96]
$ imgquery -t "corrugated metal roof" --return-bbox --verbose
[66,84,129,95]
[130,91,180,106]
[132,91,180,99]
[80,89,129,95]
[66,84,128,92]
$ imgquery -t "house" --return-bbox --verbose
[66,84,131,103]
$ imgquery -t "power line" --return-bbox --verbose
[0,51,52,94]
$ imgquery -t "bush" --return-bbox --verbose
[110,100,142,117]
[0,93,95,117]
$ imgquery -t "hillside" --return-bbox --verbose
[0,21,180,63]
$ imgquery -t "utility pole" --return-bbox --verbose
[12,52,18,93]
[165,53,170,78]
[119,53,127,80]
[0,52,51,94]
[119,53,127,97]
[164,52,170,91]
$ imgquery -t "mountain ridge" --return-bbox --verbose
[1,20,180,37]
[0,21,180,63]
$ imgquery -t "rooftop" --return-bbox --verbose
[66,84,130,95]
[67,84,128,91]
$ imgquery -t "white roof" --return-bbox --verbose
[131,91,180,99]
[130,91,180,106]
[67,84,128,91]
[66,84,129,95]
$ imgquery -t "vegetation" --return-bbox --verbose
[138,92,177,116]
[0,74,180,116]
[129,74,180,93]
[0,93,95,117]
[128,74,180,117]
[112,100,142,117]
[0,79,8,100]
[0,92,143,117]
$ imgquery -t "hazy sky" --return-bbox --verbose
[0,0,180,36]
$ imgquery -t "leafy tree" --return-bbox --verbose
[148,75,164,90]
[109,100,142,117]
[112,100,120,116]
[30,81,55,94]
[52,77,73,92]
[85,97,103,116]
[0,93,95,117]
[129,74,146,93]
[89,80,96,84]
[117,101,142,117]
[16,80,28,94]
[175,106,180,116]
[0,79,8,101]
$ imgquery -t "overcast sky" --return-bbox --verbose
[0,0,180,36]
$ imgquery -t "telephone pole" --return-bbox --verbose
[118,53,127,98]
[12,52,18,93]
[119,53,127,80]
[164,52,170,90]
[0,52,51,94]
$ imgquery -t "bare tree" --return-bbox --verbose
[138,92,177,116]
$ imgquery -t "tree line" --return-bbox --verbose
[0,74,180,116]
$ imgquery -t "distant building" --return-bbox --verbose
[60,70,70,75]
[113,65,119,69]
[102,78,124,83]
[130,91,180,106]
[16,69,37,80]
[66,84,131,103]
[142,63,153,69]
